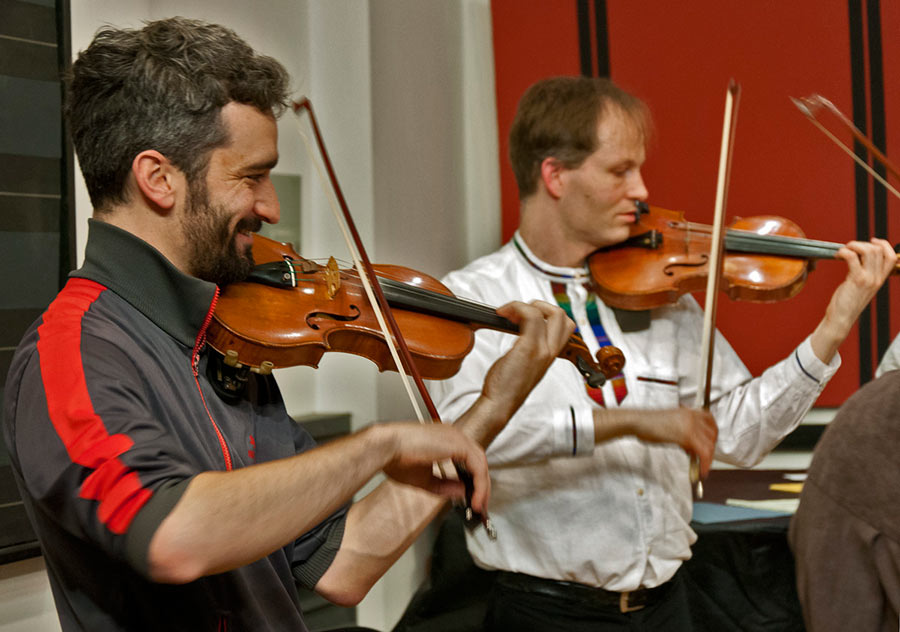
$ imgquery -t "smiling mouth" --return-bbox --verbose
[235,217,263,238]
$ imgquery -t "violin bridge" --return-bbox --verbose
[324,256,341,299]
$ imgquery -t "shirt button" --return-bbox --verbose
[637,488,645,496]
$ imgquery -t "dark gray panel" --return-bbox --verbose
[0,466,35,550]
[0,194,60,231]
[0,348,13,417]
[0,40,58,81]
[0,421,8,467]
[0,463,19,502]
[0,153,60,195]
[0,0,57,42]
[0,232,60,309]
[0,309,43,347]
[0,0,65,566]
[0,75,61,157]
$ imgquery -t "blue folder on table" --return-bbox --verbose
[692,501,793,524]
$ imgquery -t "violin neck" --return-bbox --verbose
[377,277,519,334]
[724,229,842,259]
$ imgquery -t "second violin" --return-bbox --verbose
[588,202,899,311]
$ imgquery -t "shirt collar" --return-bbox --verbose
[511,231,592,284]
[71,219,218,348]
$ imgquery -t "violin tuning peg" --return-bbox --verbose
[224,350,241,368]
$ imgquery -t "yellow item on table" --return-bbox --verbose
[769,482,804,494]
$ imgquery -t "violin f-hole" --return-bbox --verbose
[664,254,708,276]
[306,305,361,330]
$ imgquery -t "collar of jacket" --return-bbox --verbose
[71,219,218,348]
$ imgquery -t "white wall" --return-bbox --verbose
[366,2,499,624]
[1,1,499,631]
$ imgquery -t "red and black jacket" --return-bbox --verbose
[3,220,346,631]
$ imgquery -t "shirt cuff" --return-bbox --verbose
[794,336,841,385]
[569,404,596,457]
[292,510,347,590]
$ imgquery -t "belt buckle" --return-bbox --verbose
[619,591,646,614]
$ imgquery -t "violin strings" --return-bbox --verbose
[726,233,840,259]
[669,222,842,259]
[271,261,593,353]
[725,231,841,259]
[278,259,510,326]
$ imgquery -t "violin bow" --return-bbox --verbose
[292,99,428,423]
[292,98,496,537]
[791,93,900,202]
[691,80,742,497]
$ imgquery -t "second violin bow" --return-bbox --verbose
[791,93,900,202]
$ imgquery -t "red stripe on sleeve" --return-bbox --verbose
[37,278,153,535]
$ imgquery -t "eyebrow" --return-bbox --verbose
[246,155,279,172]
[610,158,639,169]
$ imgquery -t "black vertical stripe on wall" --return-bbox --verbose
[848,0,873,383]
[593,0,609,77]
[577,0,610,78]
[865,0,891,361]
[577,0,593,76]
[56,0,75,288]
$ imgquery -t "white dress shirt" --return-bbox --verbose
[428,233,839,591]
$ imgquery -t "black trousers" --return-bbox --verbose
[484,570,693,632]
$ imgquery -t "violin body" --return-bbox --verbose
[589,205,812,311]
[207,236,475,379]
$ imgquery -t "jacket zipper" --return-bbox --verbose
[192,288,233,471]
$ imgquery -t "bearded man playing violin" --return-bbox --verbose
[1,19,590,632]
[428,75,896,631]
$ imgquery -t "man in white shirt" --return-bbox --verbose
[429,76,895,631]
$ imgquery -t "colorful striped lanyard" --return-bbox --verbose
[550,281,628,407]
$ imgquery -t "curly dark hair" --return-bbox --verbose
[509,76,651,199]
[66,17,291,211]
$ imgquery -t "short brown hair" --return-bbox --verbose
[509,76,651,198]
[66,17,291,211]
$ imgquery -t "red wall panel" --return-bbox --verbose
[491,2,581,238]
[491,0,899,406]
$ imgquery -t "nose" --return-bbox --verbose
[255,177,280,224]
[629,170,649,202]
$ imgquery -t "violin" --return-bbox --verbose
[206,234,624,394]
[589,201,900,311]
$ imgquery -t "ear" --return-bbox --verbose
[131,150,181,212]
[539,157,566,199]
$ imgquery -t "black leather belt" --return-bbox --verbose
[495,571,673,614]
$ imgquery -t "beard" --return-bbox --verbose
[182,180,262,287]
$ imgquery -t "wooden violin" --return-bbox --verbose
[206,234,624,391]
[588,201,900,311]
